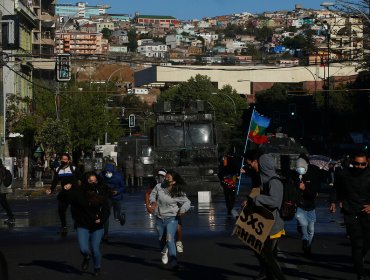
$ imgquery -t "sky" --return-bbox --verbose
[61,0,328,20]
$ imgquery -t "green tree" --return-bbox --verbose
[159,75,248,153]
[127,29,138,51]
[101,28,113,40]
[255,26,273,42]
[60,82,123,154]
[35,118,72,155]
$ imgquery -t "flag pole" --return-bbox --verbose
[236,106,255,195]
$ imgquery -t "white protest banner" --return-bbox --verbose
[233,204,274,254]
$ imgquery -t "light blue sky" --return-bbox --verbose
[62,0,327,20]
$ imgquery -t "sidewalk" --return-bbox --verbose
[7,177,52,199]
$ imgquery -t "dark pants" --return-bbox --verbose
[58,199,70,228]
[0,194,14,219]
[344,213,370,278]
[257,237,286,280]
[223,187,236,214]
[104,198,125,237]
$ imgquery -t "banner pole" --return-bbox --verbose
[236,106,255,195]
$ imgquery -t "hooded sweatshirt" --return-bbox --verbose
[101,163,125,201]
[295,158,321,211]
[149,183,191,219]
[253,153,284,236]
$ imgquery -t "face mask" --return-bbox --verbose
[89,182,98,189]
[158,175,165,184]
[296,167,307,175]
[60,161,68,167]
[161,180,170,188]
[105,172,113,178]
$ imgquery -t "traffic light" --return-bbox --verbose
[56,54,71,82]
[288,103,296,118]
[129,114,135,128]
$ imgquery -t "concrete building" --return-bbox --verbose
[32,0,56,80]
[134,64,359,103]
[55,31,105,55]
[137,42,168,58]
[55,1,110,18]
[96,21,114,32]
[0,0,38,156]
[134,14,180,27]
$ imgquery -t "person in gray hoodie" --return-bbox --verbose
[244,152,286,280]
[148,170,191,269]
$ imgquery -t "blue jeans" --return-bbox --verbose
[156,217,178,259]
[295,207,316,246]
[76,227,104,269]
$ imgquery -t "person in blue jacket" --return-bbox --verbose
[100,163,125,242]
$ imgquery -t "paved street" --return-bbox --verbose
[0,183,366,280]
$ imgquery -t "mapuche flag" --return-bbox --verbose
[248,110,271,144]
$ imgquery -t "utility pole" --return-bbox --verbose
[0,10,4,160]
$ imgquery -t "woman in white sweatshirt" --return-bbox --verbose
[148,170,191,269]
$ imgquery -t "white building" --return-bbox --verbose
[96,21,114,32]
[137,42,168,58]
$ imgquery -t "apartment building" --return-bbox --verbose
[32,0,55,57]
[55,31,105,55]
[55,1,110,18]
[137,42,168,58]
[135,14,180,28]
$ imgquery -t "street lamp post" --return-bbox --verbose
[212,92,237,115]
[321,1,370,64]
[321,2,370,24]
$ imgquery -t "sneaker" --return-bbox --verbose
[176,241,183,253]
[81,255,90,271]
[4,218,15,225]
[119,214,126,226]
[94,268,101,276]
[161,248,168,264]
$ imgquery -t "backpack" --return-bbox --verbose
[1,167,13,188]
[268,176,297,221]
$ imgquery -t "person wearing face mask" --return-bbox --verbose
[148,170,191,269]
[293,153,321,257]
[145,168,185,253]
[66,171,110,276]
[331,151,370,280]
[46,153,81,236]
[100,163,126,242]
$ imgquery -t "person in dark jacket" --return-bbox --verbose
[243,152,286,280]
[331,151,370,280]
[0,159,15,225]
[293,154,321,256]
[46,153,81,236]
[100,163,126,242]
[218,155,238,215]
[66,171,110,276]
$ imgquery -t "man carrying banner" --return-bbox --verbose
[242,152,287,280]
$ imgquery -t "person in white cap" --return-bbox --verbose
[294,153,321,257]
[145,168,184,253]
[148,170,190,269]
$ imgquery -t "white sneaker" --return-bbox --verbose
[161,248,168,264]
[176,241,183,253]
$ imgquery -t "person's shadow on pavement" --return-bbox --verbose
[18,260,82,275]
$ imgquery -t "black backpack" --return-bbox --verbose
[1,167,13,187]
[268,176,297,221]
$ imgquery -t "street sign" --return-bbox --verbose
[129,114,135,128]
